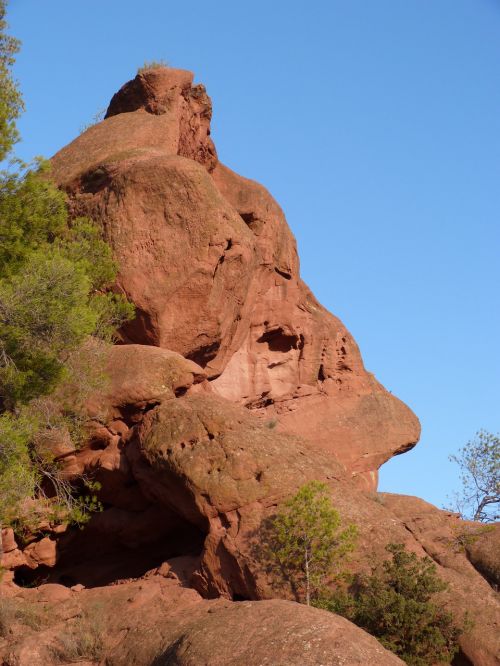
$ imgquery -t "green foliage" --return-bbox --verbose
[0,393,103,530]
[90,291,135,343]
[317,543,465,666]
[0,5,133,530]
[0,411,37,523]
[448,430,499,522]
[0,171,134,408]
[446,522,495,554]
[57,216,117,289]
[261,480,357,605]
[0,159,67,275]
[0,0,24,162]
[137,59,169,74]
[0,250,96,405]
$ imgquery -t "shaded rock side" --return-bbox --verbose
[51,67,420,489]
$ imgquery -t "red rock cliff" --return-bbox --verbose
[51,67,420,490]
[1,70,498,666]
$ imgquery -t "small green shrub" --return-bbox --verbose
[316,543,467,666]
[447,522,495,553]
[260,481,357,605]
[137,59,169,74]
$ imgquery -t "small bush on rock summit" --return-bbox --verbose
[137,59,169,74]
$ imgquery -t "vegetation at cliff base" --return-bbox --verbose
[316,543,466,666]
[260,481,357,605]
[0,1,133,534]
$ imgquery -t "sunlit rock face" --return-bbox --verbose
[52,67,420,489]
[1,70,499,666]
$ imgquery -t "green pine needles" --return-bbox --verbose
[0,2,134,534]
[261,483,467,664]
[0,0,23,162]
[317,543,467,666]
[262,481,357,605]
[0,163,134,409]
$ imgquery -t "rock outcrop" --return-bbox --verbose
[3,342,498,664]
[51,66,420,490]
[1,68,498,666]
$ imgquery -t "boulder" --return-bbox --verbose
[89,342,208,418]
[1,578,404,665]
[23,537,57,569]
[152,599,405,666]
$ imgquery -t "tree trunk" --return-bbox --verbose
[473,495,498,522]
[305,546,310,606]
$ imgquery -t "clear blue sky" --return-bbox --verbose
[7,0,500,509]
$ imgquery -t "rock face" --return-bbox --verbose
[2,68,498,666]
[51,67,420,489]
[3,346,498,664]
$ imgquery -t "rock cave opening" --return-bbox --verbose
[186,340,221,368]
[14,564,53,588]
[257,328,300,353]
[13,511,206,590]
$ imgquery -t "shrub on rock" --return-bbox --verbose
[317,542,466,666]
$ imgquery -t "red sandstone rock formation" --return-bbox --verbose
[1,69,498,666]
[3,344,498,664]
[51,67,420,490]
